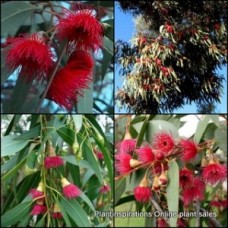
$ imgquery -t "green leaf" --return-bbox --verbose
[86,115,112,151]
[1,201,33,227]
[77,81,93,113]
[14,125,40,140]
[79,191,95,212]
[1,135,29,157]
[115,178,126,205]
[64,155,93,171]
[131,115,146,125]
[194,116,210,143]
[115,195,135,206]
[1,1,37,36]
[215,124,227,154]
[72,115,83,133]
[209,115,220,127]
[56,126,75,146]
[103,36,113,55]
[136,119,149,147]
[167,160,179,227]
[54,196,72,227]
[1,49,10,83]
[93,136,113,195]
[4,115,22,136]
[82,140,103,184]
[3,76,33,113]
[2,151,28,181]
[146,120,179,144]
[61,198,91,227]
[66,162,81,187]
[101,49,113,80]
[103,18,114,41]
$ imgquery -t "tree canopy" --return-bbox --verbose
[115,0,227,113]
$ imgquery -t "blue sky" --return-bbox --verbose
[115,3,227,114]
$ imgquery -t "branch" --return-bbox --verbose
[200,208,222,227]
[36,43,67,113]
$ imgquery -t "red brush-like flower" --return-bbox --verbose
[52,203,63,219]
[157,218,169,227]
[96,151,104,160]
[46,51,92,111]
[116,139,136,154]
[134,176,151,203]
[56,9,103,52]
[177,218,187,227]
[180,139,198,161]
[44,156,64,169]
[31,204,47,215]
[136,145,155,163]
[52,212,63,219]
[115,153,132,175]
[182,177,205,206]
[153,132,175,154]
[134,186,151,203]
[61,178,81,199]
[202,163,227,185]
[29,182,44,199]
[100,184,111,194]
[179,168,194,189]
[6,33,53,81]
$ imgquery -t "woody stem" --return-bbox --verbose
[36,42,67,113]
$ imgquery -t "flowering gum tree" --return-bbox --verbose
[1,1,114,113]
[115,115,227,227]
[1,114,113,227]
[115,1,227,113]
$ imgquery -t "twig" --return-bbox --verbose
[36,43,67,113]
[150,196,169,223]
[195,201,200,227]
[200,208,222,227]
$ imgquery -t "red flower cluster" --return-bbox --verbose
[179,167,205,206]
[6,33,54,82]
[56,9,104,52]
[4,3,104,111]
[46,50,93,110]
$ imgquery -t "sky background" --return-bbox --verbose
[114,3,227,114]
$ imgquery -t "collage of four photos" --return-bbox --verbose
[1,1,227,227]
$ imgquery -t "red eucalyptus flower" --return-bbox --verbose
[61,178,81,199]
[44,145,64,169]
[134,176,152,203]
[46,51,93,110]
[182,177,205,206]
[56,9,103,52]
[157,218,169,227]
[115,153,132,175]
[29,182,44,199]
[44,156,64,169]
[117,139,136,154]
[100,184,111,194]
[134,186,151,203]
[52,203,63,219]
[179,168,194,189]
[153,132,175,154]
[136,145,155,163]
[202,162,227,185]
[180,139,198,161]
[31,201,47,215]
[6,33,53,81]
